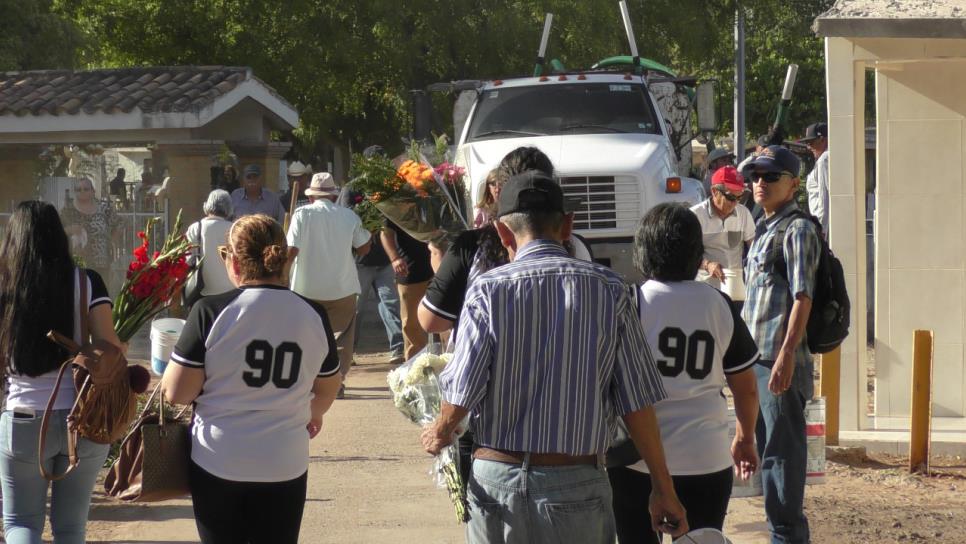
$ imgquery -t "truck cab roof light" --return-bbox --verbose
[665,177,682,193]
[624,72,633,80]
[493,80,503,86]
[539,76,550,82]
[577,74,587,80]
[558,75,567,81]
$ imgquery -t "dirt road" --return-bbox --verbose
[81,344,966,543]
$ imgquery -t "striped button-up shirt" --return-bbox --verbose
[742,200,821,367]
[439,240,667,456]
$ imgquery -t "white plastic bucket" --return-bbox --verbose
[720,268,746,301]
[150,318,185,375]
[805,397,826,485]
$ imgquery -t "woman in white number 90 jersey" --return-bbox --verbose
[608,203,761,544]
[161,214,342,544]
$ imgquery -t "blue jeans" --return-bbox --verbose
[755,362,810,544]
[0,409,110,544]
[467,458,615,544]
[355,263,403,355]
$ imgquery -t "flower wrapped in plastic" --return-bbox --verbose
[112,210,195,342]
[349,137,469,243]
[387,349,468,523]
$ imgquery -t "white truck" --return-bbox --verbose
[420,5,718,280]
[446,62,715,281]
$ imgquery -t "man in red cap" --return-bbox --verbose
[690,165,756,311]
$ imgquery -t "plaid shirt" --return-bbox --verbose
[741,200,821,366]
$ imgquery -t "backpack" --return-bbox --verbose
[768,210,850,354]
[39,270,144,480]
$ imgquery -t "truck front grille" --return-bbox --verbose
[558,175,640,232]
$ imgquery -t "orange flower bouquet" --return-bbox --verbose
[348,139,469,242]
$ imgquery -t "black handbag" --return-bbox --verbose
[182,221,205,307]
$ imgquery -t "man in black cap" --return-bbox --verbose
[423,170,687,543]
[740,145,821,544]
[800,122,829,233]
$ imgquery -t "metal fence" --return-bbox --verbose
[0,194,169,295]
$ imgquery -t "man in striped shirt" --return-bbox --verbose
[422,171,687,543]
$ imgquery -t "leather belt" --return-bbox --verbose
[473,447,598,467]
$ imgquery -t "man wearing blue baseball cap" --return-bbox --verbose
[230,164,286,223]
[740,145,820,543]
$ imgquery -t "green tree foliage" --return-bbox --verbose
[0,0,85,71]
[52,0,832,149]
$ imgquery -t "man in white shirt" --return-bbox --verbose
[800,122,829,234]
[690,165,756,311]
[287,173,371,396]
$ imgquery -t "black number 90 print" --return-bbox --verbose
[655,327,714,380]
[243,340,303,389]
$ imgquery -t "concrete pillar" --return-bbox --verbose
[825,37,867,431]
[0,145,43,212]
[228,141,292,193]
[153,141,224,226]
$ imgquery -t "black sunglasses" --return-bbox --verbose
[750,171,790,183]
[711,185,741,202]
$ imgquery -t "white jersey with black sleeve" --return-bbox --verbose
[171,285,340,483]
[628,280,759,476]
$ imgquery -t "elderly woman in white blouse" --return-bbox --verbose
[184,190,234,299]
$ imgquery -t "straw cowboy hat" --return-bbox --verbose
[304,172,339,197]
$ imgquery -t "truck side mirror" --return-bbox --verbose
[696,81,717,132]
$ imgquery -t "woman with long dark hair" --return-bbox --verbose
[0,201,122,543]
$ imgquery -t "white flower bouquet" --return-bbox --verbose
[387,349,469,523]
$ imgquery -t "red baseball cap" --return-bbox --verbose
[711,165,745,193]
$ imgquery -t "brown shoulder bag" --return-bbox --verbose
[39,270,138,480]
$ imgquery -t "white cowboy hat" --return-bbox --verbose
[287,161,312,177]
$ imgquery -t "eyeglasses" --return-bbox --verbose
[718,190,741,202]
[750,171,792,183]
[217,245,232,261]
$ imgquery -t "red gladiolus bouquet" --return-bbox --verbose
[112,210,195,342]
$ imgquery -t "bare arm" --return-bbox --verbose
[422,401,469,455]
[308,374,343,438]
[381,229,408,276]
[418,303,455,334]
[726,368,760,479]
[354,239,372,257]
[88,304,122,349]
[161,363,205,405]
[622,406,689,538]
[769,295,812,394]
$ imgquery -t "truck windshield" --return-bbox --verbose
[467,83,661,142]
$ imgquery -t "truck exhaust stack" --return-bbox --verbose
[533,14,554,77]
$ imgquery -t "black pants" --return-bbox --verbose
[609,466,733,544]
[189,461,308,544]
